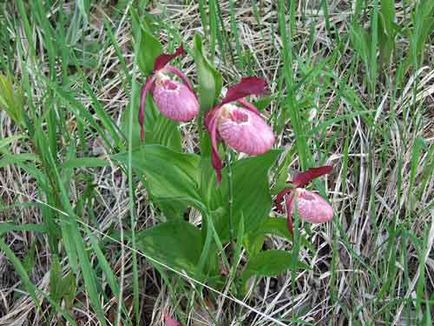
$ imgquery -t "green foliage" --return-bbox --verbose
[192,34,222,113]
[0,74,25,126]
[114,142,295,286]
[131,9,163,76]
[0,223,46,234]
[215,150,281,239]
[50,256,76,312]
[137,221,218,278]
[378,0,397,66]
[408,0,434,68]
[350,22,376,91]
[0,239,38,303]
[121,20,182,151]
[113,145,203,218]
[121,97,182,151]
[241,250,309,283]
[244,218,292,255]
[244,217,315,255]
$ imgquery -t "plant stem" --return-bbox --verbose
[226,149,234,244]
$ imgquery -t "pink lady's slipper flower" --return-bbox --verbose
[205,77,275,182]
[275,165,334,234]
[139,46,199,140]
[164,314,181,326]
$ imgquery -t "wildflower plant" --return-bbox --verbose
[275,166,334,234]
[205,77,275,182]
[138,46,199,140]
[115,24,334,295]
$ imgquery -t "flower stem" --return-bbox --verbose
[226,149,234,243]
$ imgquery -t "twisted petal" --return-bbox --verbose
[288,189,333,224]
[274,187,293,213]
[208,112,223,183]
[153,46,185,72]
[221,77,268,105]
[217,104,275,155]
[152,79,199,122]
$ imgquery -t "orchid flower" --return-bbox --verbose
[164,314,181,326]
[139,46,199,140]
[205,77,275,182]
[275,165,334,234]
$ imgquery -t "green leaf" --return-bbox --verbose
[137,221,217,277]
[244,217,315,255]
[50,255,77,312]
[151,115,182,152]
[113,145,204,218]
[0,74,25,126]
[0,223,46,234]
[258,217,293,240]
[241,250,309,281]
[131,11,163,76]
[77,0,90,23]
[378,0,396,65]
[0,135,23,150]
[243,218,292,255]
[70,223,106,325]
[408,0,434,67]
[192,34,222,112]
[215,150,281,240]
[0,239,38,302]
[350,23,371,67]
[410,137,427,188]
[243,232,265,256]
[22,241,37,275]
[62,271,76,311]
[50,256,63,305]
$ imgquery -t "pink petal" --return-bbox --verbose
[217,104,274,155]
[164,65,195,94]
[152,79,199,122]
[164,315,181,326]
[153,46,185,72]
[221,77,268,105]
[292,165,333,188]
[290,189,333,224]
[139,75,156,141]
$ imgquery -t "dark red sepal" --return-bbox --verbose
[221,77,267,105]
[153,46,185,72]
[292,165,333,188]
[274,187,292,213]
